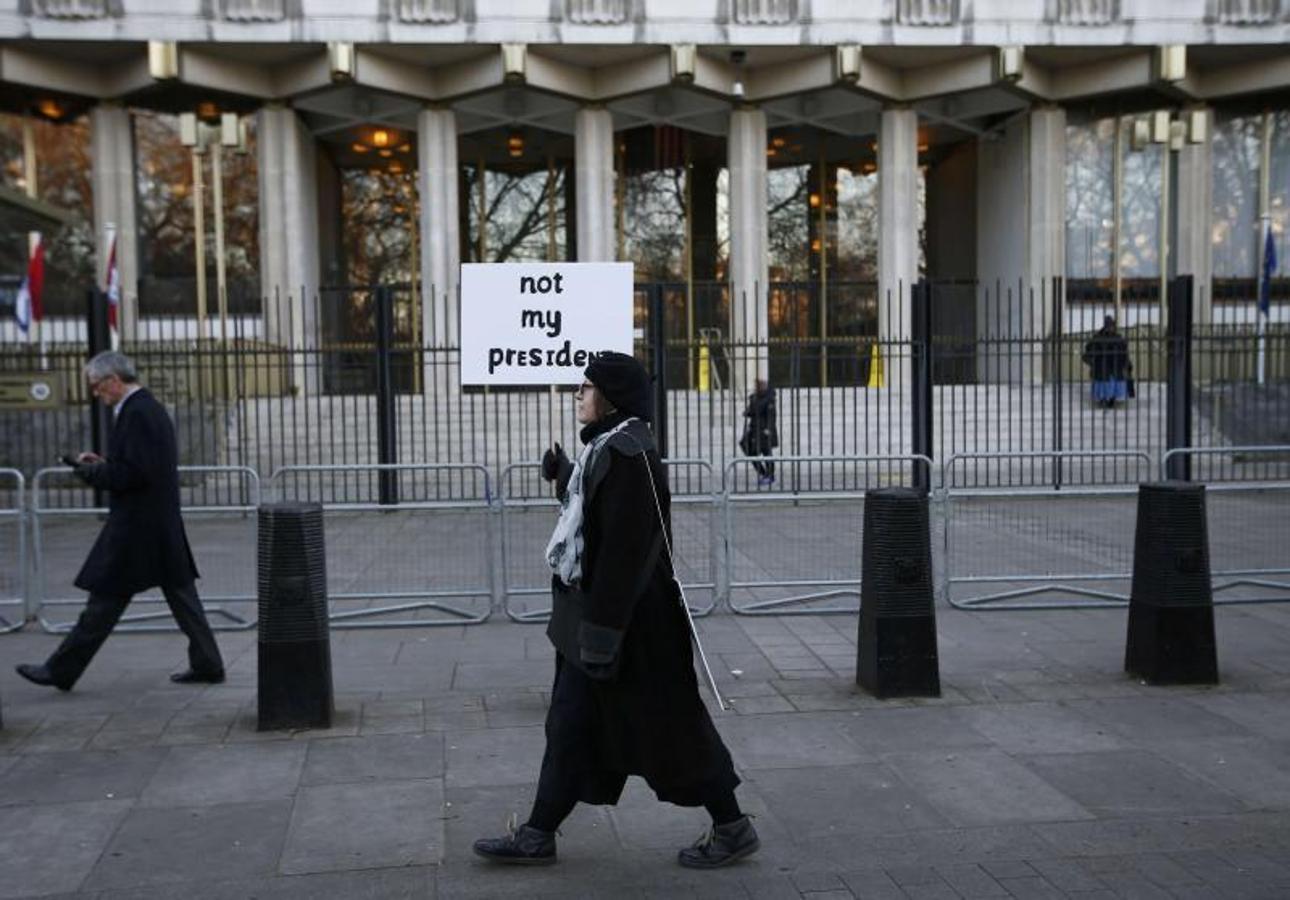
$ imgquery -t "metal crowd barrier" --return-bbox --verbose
[0,469,26,632]
[723,454,934,615]
[1162,446,1290,606]
[266,463,494,628]
[941,450,1155,610]
[499,458,719,623]
[32,466,260,633]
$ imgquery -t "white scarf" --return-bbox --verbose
[545,418,635,585]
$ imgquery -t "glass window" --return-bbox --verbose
[0,113,94,316]
[1211,113,1263,279]
[463,163,567,264]
[135,110,259,315]
[1270,111,1290,276]
[1065,118,1115,282]
[1120,140,1161,279]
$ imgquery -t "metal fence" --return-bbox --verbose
[0,469,26,632]
[31,465,260,633]
[3,279,1289,492]
[1162,446,1290,606]
[723,454,934,615]
[266,462,494,628]
[941,450,1156,611]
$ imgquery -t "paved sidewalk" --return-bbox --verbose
[2,598,1289,899]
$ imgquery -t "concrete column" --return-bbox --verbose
[1177,107,1213,323]
[976,107,1066,383]
[879,106,918,394]
[1028,105,1067,335]
[257,103,320,355]
[728,105,768,386]
[879,107,918,343]
[89,102,139,340]
[574,106,614,262]
[418,106,460,346]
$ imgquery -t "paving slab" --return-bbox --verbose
[0,747,166,806]
[83,799,293,891]
[139,741,306,807]
[93,866,436,900]
[279,778,444,874]
[0,799,129,898]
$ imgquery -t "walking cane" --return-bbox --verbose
[635,446,728,711]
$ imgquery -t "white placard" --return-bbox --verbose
[459,262,634,385]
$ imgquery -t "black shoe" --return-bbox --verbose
[678,815,760,869]
[15,663,72,692]
[473,815,557,866]
[170,669,225,685]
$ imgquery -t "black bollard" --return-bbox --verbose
[257,503,334,730]
[857,487,940,698]
[1125,481,1218,685]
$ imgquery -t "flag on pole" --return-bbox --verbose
[1259,224,1278,317]
[105,232,120,331]
[13,235,44,334]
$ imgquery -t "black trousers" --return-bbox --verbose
[46,582,225,687]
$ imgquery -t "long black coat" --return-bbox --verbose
[1082,328,1132,382]
[739,387,778,456]
[546,415,739,807]
[74,389,199,595]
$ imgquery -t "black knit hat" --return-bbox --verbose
[585,351,651,421]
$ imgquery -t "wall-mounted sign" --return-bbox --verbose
[0,371,64,409]
[459,262,634,385]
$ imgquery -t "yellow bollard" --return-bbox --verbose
[866,341,885,388]
[698,344,710,392]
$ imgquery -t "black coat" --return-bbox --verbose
[1082,328,1132,382]
[739,387,778,456]
[74,389,199,595]
[546,415,739,806]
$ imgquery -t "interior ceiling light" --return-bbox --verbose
[772,136,786,148]
[379,148,393,158]
[372,129,391,148]
[507,130,524,158]
[389,161,405,174]
[809,193,821,208]
[36,99,64,120]
[399,143,411,153]
[196,101,219,122]
[352,142,368,154]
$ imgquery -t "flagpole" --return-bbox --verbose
[22,115,39,356]
[1258,112,1272,387]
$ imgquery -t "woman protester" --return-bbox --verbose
[473,351,759,870]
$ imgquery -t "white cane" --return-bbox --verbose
[634,444,728,711]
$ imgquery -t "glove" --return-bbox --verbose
[541,443,573,486]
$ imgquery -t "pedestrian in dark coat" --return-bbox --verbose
[474,351,758,870]
[738,378,778,484]
[15,351,224,692]
[1082,315,1133,409]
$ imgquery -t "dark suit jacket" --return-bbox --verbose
[73,388,199,595]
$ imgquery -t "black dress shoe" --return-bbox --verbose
[678,815,760,869]
[169,669,225,684]
[472,816,557,865]
[15,663,72,692]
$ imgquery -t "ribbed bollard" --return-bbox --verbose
[857,487,940,698]
[1125,482,1218,685]
[257,503,334,730]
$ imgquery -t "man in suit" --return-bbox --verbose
[16,351,225,691]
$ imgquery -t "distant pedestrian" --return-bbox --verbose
[739,378,778,485]
[474,351,758,870]
[15,351,225,692]
[1082,315,1133,409]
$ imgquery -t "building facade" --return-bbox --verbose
[1,1,1288,391]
